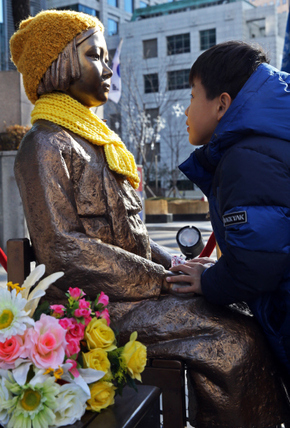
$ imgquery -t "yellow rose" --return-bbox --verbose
[122,331,147,382]
[83,348,111,378]
[87,381,116,412]
[85,318,116,351]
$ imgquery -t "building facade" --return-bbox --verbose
[248,0,288,16]
[46,0,165,55]
[0,0,45,71]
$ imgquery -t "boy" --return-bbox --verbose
[167,40,290,376]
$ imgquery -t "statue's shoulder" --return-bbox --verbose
[20,119,76,153]
[26,119,69,143]
[15,120,76,174]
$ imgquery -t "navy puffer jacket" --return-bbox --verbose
[179,63,290,372]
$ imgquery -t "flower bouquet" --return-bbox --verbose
[0,265,147,428]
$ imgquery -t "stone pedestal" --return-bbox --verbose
[168,199,209,214]
[145,199,173,223]
[145,199,168,215]
[0,151,27,252]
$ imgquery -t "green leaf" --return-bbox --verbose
[126,375,138,392]
[94,294,101,307]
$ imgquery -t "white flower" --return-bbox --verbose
[4,367,60,428]
[54,383,88,427]
[20,264,64,317]
[61,363,105,397]
[0,288,34,342]
[0,372,13,427]
[1,265,64,318]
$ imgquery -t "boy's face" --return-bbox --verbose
[185,78,221,146]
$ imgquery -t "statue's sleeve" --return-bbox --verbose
[15,125,166,302]
[150,239,172,270]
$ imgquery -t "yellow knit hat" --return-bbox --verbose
[10,10,103,104]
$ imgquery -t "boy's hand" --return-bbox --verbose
[166,261,208,295]
[187,257,216,266]
[161,270,191,293]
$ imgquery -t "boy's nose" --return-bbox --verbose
[185,106,189,116]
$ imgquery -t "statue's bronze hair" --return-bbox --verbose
[37,38,81,96]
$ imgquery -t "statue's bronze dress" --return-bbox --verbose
[15,119,290,427]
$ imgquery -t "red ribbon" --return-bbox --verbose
[0,247,7,272]
[199,232,216,258]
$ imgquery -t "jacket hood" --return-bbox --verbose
[179,63,290,192]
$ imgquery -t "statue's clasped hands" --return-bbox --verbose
[162,257,216,296]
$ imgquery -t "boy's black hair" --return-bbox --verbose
[189,41,269,100]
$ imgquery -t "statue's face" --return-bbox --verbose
[66,31,112,108]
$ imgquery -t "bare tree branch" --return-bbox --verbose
[119,56,188,196]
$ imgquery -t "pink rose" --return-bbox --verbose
[78,299,90,310]
[59,317,74,331]
[0,335,25,369]
[66,358,80,378]
[96,309,110,326]
[67,319,85,340]
[100,308,110,326]
[50,304,65,318]
[68,287,85,300]
[23,314,66,369]
[65,337,80,358]
[97,292,109,307]
[74,308,91,318]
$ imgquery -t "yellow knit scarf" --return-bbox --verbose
[31,92,140,189]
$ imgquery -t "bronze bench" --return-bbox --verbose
[75,385,161,428]
[0,384,160,428]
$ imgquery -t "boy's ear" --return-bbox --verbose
[217,92,232,121]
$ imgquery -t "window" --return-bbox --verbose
[139,1,147,7]
[145,142,160,162]
[110,114,122,136]
[199,29,216,51]
[247,19,265,38]
[144,73,159,93]
[145,108,159,125]
[143,39,157,59]
[57,4,98,16]
[109,49,116,67]
[124,0,134,13]
[108,18,119,36]
[108,0,118,6]
[176,180,194,191]
[167,33,190,55]
[167,69,190,91]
